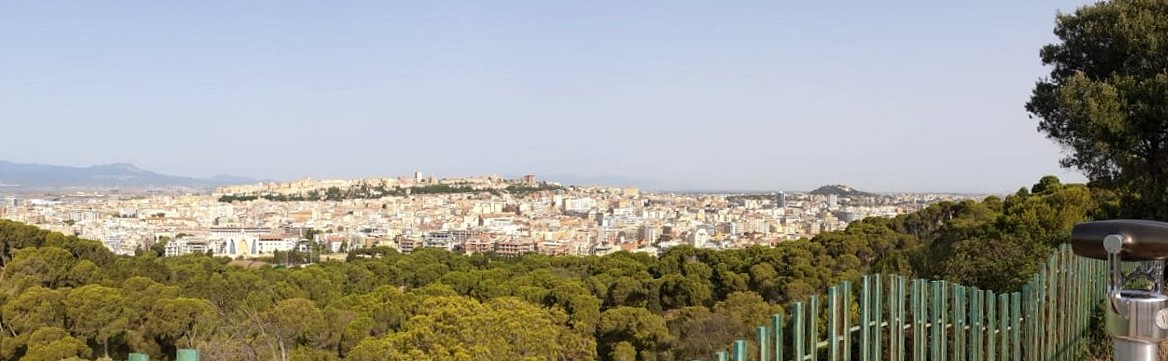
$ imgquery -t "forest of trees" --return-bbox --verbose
[0,0,1157,358]
[0,176,1099,361]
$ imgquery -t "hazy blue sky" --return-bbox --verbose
[1,1,1093,192]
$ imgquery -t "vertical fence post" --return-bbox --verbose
[999,293,1009,361]
[971,289,982,361]
[1047,254,1055,359]
[940,282,948,361]
[1010,292,1021,361]
[860,276,871,361]
[953,285,965,361]
[176,349,199,361]
[1026,282,1037,361]
[929,281,944,361]
[793,302,805,361]
[1074,256,1086,360]
[732,340,747,361]
[1060,248,1071,361]
[912,279,925,361]
[842,280,852,361]
[810,296,819,361]
[758,326,769,361]
[894,275,906,361]
[884,276,894,361]
[990,288,999,359]
[829,287,840,361]
[773,314,784,361]
[873,274,883,361]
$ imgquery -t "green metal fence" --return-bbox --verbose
[704,244,1106,361]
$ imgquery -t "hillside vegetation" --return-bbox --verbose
[0,176,1096,361]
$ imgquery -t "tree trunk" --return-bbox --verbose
[278,338,288,361]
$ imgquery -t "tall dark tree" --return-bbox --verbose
[1026,0,1168,219]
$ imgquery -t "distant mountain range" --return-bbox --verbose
[0,160,258,188]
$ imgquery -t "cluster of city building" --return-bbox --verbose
[0,174,979,259]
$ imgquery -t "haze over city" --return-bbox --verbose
[1,1,1093,192]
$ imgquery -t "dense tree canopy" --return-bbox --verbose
[0,177,1097,360]
[1026,0,1168,219]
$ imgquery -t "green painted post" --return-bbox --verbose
[998,293,1009,361]
[1047,250,1056,360]
[873,274,883,361]
[894,276,906,361]
[1055,253,1063,360]
[1028,281,1038,361]
[1067,255,1072,359]
[718,350,729,361]
[1055,253,1065,357]
[970,289,981,361]
[983,289,991,361]
[794,302,805,361]
[1045,258,1053,360]
[953,285,965,361]
[1046,254,1054,361]
[1043,259,1052,360]
[1069,253,1074,359]
[1036,281,1044,361]
[758,326,769,361]
[1081,256,1087,358]
[1079,255,1088,357]
[1069,256,1077,361]
[842,280,851,361]
[1060,246,1067,361]
[861,276,871,361]
[1067,251,1075,361]
[1022,284,1032,361]
[887,276,897,361]
[967,288,976,361]
[128,353,149,361]
[930,281,941,361]
[176,349,199,361]
[1063,250,1072,361]
[810,296,819,361]
[992,293,1000,361]
[773,314,784,361]
[829,287,840,361]
[1071,251,1080,359]
[1055,251,1065,357]
[1010,292,1021,361]
[1077,258,1091,360]
[733,340,747,361]
[911,279,924,361]
[940,283,948,361]
[921,279,930,361]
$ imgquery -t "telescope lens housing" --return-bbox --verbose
[1071,220,1168,260]
[1070,220,1168,361]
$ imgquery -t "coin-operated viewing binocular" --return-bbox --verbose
[1072,220,1168,361]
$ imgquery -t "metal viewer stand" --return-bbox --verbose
[1072,220,1168,360]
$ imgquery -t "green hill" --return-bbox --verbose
[808,184,876,197]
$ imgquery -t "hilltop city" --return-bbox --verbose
[0,172,980,260]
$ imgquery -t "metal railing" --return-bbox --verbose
[705,244,1106,361]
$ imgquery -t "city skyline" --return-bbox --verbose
[1,1,1091,193]
[0,158,1046,195]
